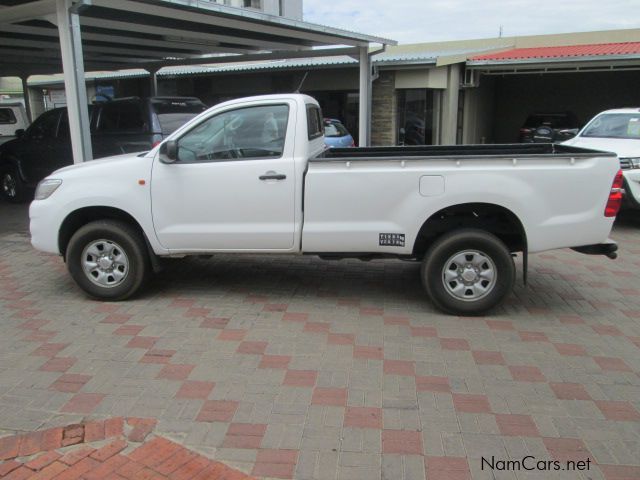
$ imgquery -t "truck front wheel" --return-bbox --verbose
[1,167,27,203]
[66,220,149,301]
[422,229,515,315]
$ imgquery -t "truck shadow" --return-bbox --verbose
[151,255,428,306]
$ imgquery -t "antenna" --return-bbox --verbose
[295,71,310,93]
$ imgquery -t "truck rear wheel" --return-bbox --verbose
[66,220,149,301]
[422,229,515,315]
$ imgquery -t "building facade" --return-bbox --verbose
[15,28,640,147]
[212,0,303,20]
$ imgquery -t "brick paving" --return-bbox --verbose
[0,417,253,479]
[0,205,639,479]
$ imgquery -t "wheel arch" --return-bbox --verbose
[413,202,528,258]
[58,206,151,261]
[0,154,25,180]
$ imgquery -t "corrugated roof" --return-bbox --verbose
[28,45,515,85]
[471,42,640,61]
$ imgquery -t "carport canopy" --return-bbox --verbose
[0,0,396,163]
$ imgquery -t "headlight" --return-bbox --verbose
[34,179,63,200]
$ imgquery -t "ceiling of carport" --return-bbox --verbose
[0,0,395,77]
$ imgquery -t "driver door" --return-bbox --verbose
[150,101,297,251]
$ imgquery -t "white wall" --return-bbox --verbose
[281,0,303,20]
[212,0,302,19]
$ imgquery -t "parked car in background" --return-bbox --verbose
[0,96,207,202]
[519,112,579,143]
[323,118,354,148]
[563,108,640,210]
[0,103,29,146]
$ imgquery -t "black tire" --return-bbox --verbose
[66,220,150,301]
[421,229,515,315]
[0,166,27,203]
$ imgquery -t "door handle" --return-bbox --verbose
[259,172,286,181]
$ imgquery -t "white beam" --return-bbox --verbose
[0,36,200,59]
[147,46,359,69]
[0,24,255,55]
[358,46,371,147]
[20,76,33,123]
[0,0,56,25]
[57,0,93,163]
[79,16,304,51]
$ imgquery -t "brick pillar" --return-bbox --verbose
[371,71,396,147]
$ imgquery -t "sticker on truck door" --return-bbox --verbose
[379,233,405,247]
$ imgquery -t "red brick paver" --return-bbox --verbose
[0,419,254,479]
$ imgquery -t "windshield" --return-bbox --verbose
[582,113,640,139]
[152,100,208,135]
[324,121,349,138]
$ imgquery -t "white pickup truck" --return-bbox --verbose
[30,94,622,315]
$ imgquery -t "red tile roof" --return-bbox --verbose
[470,42,640,61]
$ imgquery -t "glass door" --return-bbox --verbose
[397,89,435,145]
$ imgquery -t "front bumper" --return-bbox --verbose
[571,240,618,259]
[29,199,63,255]
[622,171,640,210]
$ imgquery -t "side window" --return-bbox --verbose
[58,113,70,139]
[97,103,119,131]
[28,111,60,140]
[98,102,145,132]
[176,104,289,162]
[117,102,146,131]
[57,105,95,139]
[0,108,17,125]
[307,104,323,140]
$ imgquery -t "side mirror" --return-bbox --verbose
[159,140,178,163]
[15,129,25,139]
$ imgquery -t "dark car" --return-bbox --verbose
[0,96,207,202]
[519,112,580,143]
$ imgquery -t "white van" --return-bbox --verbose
[0,103,29,146]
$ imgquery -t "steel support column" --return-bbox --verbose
[56,0,92,163]
[20,76,32,123]
[441,64,461,145]
[358,46,371,147]
[148,68,158,96]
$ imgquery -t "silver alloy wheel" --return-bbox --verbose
[1,172,16,198]
[442,250,497,302]
[81,239,129,288]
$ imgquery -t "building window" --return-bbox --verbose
[397,89,435,145]
[243,0,262,8]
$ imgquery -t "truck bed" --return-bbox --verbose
[315,143,615,160]
[304,142,619,256]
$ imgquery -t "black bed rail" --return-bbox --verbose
[315,143,616,161]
